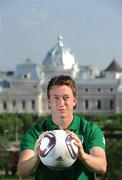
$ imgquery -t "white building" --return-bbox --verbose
[0,36,122,116]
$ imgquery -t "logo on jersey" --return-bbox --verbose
[78,135,84,143]
[102,137,106,145]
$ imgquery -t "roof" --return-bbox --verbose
[104,59,122,72]
[13,59,41,80]
[42,36,76,69]
[77,78,119,85]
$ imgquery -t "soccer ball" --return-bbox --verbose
[38,130,78,170]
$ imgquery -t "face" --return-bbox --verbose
[48,85,76,119]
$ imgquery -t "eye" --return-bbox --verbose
[54,96,59,100]
[64,96,70,100]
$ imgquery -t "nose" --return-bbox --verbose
[58,98,64,106]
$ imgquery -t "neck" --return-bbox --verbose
[52,114,74,130]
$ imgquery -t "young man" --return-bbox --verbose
[17,75,107,180]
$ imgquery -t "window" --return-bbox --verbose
[13,100,16,108]
[97,100,101,109]
[22,100,26,110]
[110,99,114,109]
[98,88,101,92]
[31,100,35,110]
[85,99,89,109]
[3,101,7,110]
[21,72,31,80]
[110,88,113,92]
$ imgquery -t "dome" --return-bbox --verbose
[42,36,76,70]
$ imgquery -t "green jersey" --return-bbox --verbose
[20,115,106,180]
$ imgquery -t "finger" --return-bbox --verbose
[66,130,80,141]
[35,131,49,149]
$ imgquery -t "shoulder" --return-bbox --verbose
[75,115,105,150]
[26,119,47,137]
[81,116,100,128]
[21,119,47,143]
[77,115,97,130]
[76,115,104,139]
[20,119,47,151]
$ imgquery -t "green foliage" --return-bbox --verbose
[0,114,14,140]
[0,113,39,141]
[99,139,122,180]
[0,136,10,170]
[105,113,122,129]
[20,113,36,133]
[77,113,106,128]
[0,113,22,141]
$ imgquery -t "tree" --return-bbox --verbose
[99,139,122,180]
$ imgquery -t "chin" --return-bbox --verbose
[60,113,69,119]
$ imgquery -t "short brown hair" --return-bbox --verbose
[47,75,76,99]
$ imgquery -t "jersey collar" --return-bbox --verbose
[45,115,81,132]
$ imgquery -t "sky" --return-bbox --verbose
[0,0,122,71]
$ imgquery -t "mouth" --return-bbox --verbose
[58,109,66,112]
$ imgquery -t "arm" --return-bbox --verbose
[17,149,40,176]
[67,130,107,174]
[17,131,48,176]
[78,146,107,174]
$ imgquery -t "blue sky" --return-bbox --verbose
[0,0,122,71]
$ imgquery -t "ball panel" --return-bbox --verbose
[65,135,78,159]
[39,133,56,157]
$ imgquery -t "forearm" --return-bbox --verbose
[79,151,107,174]
[64,130,107,174]
[17,152,40,176]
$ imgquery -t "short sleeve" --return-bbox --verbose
[20,131,36,151]
[87,123,106,151]
[20,120,47,152]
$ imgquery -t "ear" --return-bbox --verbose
[48,99,51,109]
[73,97,77,108]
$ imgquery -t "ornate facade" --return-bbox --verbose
[0,36,122,116]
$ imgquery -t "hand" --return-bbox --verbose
[34,131,49,157]
[66,130,86,160]
[66,130,107,173]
